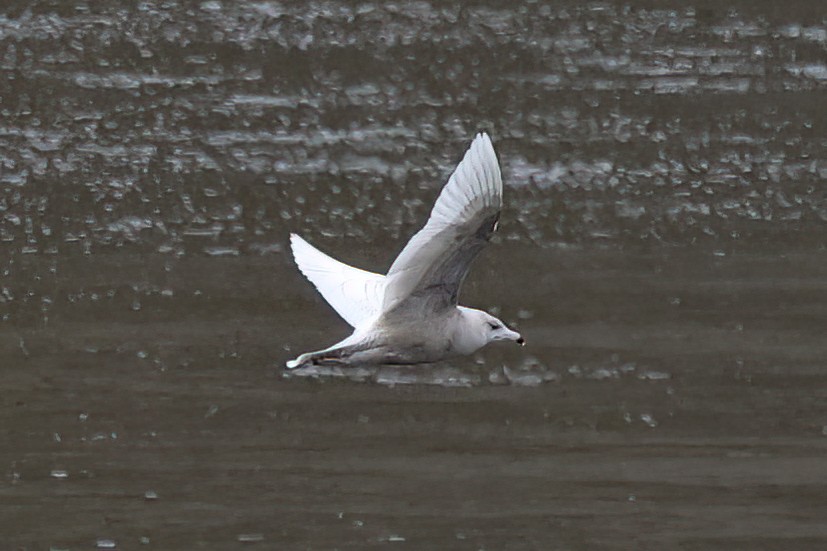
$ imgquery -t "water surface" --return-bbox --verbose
[2,1,827,549]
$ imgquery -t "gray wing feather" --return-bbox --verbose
[382,133,503,314]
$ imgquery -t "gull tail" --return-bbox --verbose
[285,333,367,369]
[286,349,347,369]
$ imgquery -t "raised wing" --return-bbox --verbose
[289,233,385,328]
[382,133,502,313]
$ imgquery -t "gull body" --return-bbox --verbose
[286,133,523,369]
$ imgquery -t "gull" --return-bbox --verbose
[286,133,524,369]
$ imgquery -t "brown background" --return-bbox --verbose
[2,1,827,549]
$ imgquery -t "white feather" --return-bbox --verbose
[289,233,385,328]
[382,132,502,311]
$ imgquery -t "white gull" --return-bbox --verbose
[286,133,524,369]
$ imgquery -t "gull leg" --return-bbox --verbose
[285,342,361,369]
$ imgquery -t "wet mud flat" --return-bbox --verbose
[2,0,827,548]
[3,248,827,550]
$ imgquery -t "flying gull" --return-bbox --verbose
[286,133,524,369]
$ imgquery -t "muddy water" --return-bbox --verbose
[3,2,827,550]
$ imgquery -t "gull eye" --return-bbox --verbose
[488,322,500,330]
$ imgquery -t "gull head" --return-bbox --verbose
[483,312,525,346]
[455,307,525,355]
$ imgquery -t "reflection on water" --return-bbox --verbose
[3,1,827,549]
[3,1,827,264]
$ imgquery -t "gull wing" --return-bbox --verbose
[289,233,385,328]
[382,133,502,313]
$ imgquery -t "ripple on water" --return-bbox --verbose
[283,362,561,388]
[237,533,264,543]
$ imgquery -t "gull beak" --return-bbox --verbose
[503,327,525,346]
